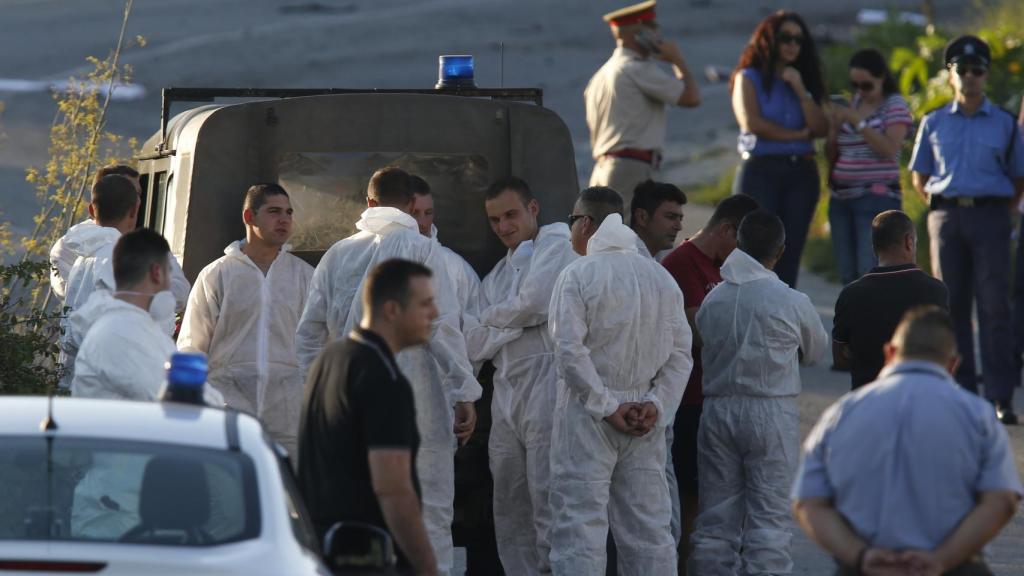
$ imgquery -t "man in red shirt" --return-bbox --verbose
[660,193,759,570]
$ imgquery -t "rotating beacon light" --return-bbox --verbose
[436,55,476,89]
[160,352,209,405]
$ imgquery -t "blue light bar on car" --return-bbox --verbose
[436,55,476,89]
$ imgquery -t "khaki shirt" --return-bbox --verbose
[584,47,685,158]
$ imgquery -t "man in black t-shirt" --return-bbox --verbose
[298,259,439,575]
[833,210,948,389]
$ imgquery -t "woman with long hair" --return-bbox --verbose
[826,48,913,285]
[729,11,828,288]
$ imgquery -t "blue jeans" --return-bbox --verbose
[928,203,1015,401]
[733,155,820,288]
[828,194,902,285]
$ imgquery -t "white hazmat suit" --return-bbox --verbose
[690,248,828,576]
[177,241,314,457]
[59,224,190,388]
[547,214,692,576]
[50,219,99,301]
[465,223,578,575]
[295,207,481,575]
[431,224,480,313]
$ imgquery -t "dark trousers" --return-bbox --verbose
[733,155,820,288]
[1013,212,1024,373]
[928,203,1016,401]
[836,559,992,576]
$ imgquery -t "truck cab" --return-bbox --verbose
[135,87,579,279]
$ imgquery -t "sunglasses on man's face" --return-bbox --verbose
[953,63,987,77]
[777,33,804,46]
[849,80,876,92]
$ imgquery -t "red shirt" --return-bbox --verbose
[661,240,722,405]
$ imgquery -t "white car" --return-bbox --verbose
[0,396,332,575]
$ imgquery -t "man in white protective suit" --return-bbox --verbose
[59,174,191,388]
[689,209,828,576]
[547,185,693,576]
[295,166,481,575]
[177,183,314,459]
[464,176,578,575]
[409,174,480,312]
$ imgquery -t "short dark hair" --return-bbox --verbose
[367,166,413,207]
[849,48,898,96]
[892,305,957,362]
[113,228,171,289]
[485,176,535,204]
[737,209,786,264]
[91,175,140,225]
[409,175,432,196]
[244,183,290,214]
[93,164,139,188]
[871,210,915,255]
[707,194,760,230]
[577,186,624,222]
[629,180,687,226]
[362,258,433,315]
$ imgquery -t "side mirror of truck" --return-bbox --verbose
[322,521,396,574]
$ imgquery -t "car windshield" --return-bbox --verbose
[0,436,260,546]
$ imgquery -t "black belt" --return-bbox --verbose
[929,195,1010,209]
[743,152,815,163]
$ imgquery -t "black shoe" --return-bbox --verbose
[995,401,1019,425]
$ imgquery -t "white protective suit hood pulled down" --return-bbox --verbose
[177,241,314,457]
[50,219,100,301]
[295,206,479,575]
[547,214,693,575]
[466,222,578,574]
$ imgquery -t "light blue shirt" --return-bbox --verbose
[909,98,1024,197]
[792,360,1023,550]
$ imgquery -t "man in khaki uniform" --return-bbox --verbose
[586,0,701,209]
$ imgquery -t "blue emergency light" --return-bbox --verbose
[436,55,476,89]
[160,352,208,405]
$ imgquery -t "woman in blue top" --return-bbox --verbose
[730,11,828,288]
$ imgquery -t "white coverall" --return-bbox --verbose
[295,207,481,575]
[547,214,693,576]
[59,224,190,388]
[50,219,98,301]
[465,223,578,575]
[431,224,480,313]
[177,241,314,457]
[690,249,828,576]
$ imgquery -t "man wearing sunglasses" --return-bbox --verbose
[910,35,1024,425]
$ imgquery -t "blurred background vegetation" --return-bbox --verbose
[690,0,1024,282]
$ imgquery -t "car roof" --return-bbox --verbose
[0,396,250,450]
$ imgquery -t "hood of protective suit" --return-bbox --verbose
[61,222,121,259]
[720,248,778,285]
[355,207,418,236]
[68,289,125,347]
[586,214,638,255]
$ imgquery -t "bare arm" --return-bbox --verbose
[911,172,930,204]
[793,498,866,568]
[369,449,438,576]
[684,306,702,349]
[732,74,809,141]
[655,42,700,108]
[832,341,850,371]
[824,106,840,165]
[930,490,1019,571]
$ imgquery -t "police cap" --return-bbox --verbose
[944,35,991,67]
[603,0,657,27]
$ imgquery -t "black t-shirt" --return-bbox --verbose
[833,264,949,388]
[297,328,420,555]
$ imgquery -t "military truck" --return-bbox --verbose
[135,85,579,279]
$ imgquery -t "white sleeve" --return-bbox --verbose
[424,249,482,403]
[644,281,693,427]
[549,268,617,420]
[479,242,573,330]
[797,294,829,366]
[168,255,191,313]
[176,268,218,356]
[295,260,332,380]
[49,237,72,300]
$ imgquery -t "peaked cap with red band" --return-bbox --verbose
[603,0,657,27]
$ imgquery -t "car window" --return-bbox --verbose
[0,436,260,546]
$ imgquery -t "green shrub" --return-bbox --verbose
[0,261,64,396]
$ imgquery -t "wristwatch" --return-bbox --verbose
[855,118,869,132]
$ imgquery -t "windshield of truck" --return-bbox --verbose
[0,436,260,546]
[278,151,490,251]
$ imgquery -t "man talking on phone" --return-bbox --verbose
[585,0,701,209]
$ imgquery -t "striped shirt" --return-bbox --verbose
[830,94,913,200]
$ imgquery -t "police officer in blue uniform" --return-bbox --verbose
[910,35,1024,424]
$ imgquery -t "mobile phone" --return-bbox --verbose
[829,94,850,107]
[635,28,662,55]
